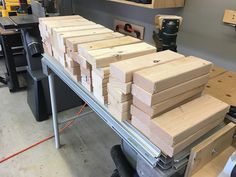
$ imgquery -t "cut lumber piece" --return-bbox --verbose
[151,95,229,146]
[79,55,91,69]
[39,15,83,24]
[65,66,81,76]
[131,114,224,157]
[92,67,110,79]
[52,23,101,35]
[84,42,156,68]
[108,94,132,113]
[133,86,203,117]
[58,28,114,50]
[192,146,236,177]
[43,19,91,37]
[133,56,212,94]
[109,76,132,94]
[110,50,184,83]
[93,86,108,96]
[78,36,141,52]
[204,71,236,106]
[81,74,92,92]
[43,18,89,31]
[65,54,80,68]
[93,92,108,104]
[66,32,124,52]
[108,105,131,122]
[52,24,103,49]
[107,83,132,102]
[132,74,209,106]
[92,71,109,84]
[185,123,236,177]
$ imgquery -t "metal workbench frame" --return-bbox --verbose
[42,54,162,167]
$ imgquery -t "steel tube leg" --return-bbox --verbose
[48,73,60,149]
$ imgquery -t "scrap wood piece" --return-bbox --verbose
[185,122,236,177]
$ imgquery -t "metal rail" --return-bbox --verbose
[42,54,161,167]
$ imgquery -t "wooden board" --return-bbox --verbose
[52,24,103,49]
[110,50,184,83]
[204,71,236,106]
[151,95,229,146]
[92,67,110,79]
[43,19,90,36]
[185,123,236,177]
[133,86,203,117]
[107,83,132,102]
[109,77,132,94]
[131,113,224,157]
[108,104,131,122]
[84,42,156,68]
[108,93,132,113]
[223,10,236,25]
[66,32,124,52]
[58,28,114,50]
[133,56,212,94]
[93,92,108,104]
[132,74,209,106]
[78,36,141,53]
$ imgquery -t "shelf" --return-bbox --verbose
[108,0,185,9]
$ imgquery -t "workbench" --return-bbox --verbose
[41,53,162,167]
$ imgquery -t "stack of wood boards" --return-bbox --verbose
[131,56,213,119]
[39,15,156,103]
[131,94,230,157]
[108,50,185,121]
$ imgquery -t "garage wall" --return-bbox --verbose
[70,0,236,71]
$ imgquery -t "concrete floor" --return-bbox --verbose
[0,86,120,177]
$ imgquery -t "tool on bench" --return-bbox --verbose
[0,0,31,17]
[153,15,183,52]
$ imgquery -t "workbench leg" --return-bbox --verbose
[48,73,60,149]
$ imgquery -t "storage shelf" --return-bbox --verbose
[108,0,185,9]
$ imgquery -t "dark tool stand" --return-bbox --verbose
[153,19,181,52]
[0,28,27,91]
[0,15,84,121]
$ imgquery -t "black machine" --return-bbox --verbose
[153,15,183,52]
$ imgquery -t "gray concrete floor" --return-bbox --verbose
[0,85,120,177]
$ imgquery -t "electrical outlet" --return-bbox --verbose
[223,10,236,25]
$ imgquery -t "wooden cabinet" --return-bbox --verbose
[108,0,185,9]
